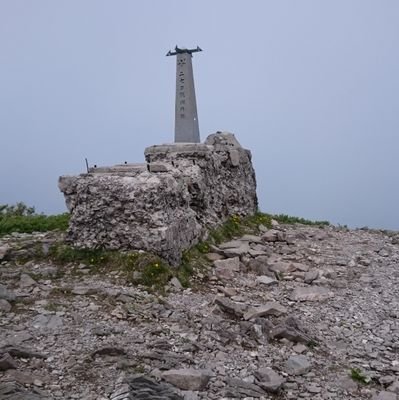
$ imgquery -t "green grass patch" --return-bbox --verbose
[0,203,70,236]
[271,214,330,226]
[350,368,370,384]
[177,212,273,286]
[45,243,174,291]
[141,261,173,287]
[4,206,332,290]
[209,212,272,245]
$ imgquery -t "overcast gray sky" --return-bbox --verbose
[1,1,398,229]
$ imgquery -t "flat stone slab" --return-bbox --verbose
[239,234,263,243]
[244,301,287,320]
[215,297,247,318]
[88,163,147,174]
[268,262,297,274]
[162,368,212,391]
[213,257,240,271]
[256,276,278,286]
[290,286,334,302]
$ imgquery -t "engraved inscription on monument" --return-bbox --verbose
[167,46,202,143]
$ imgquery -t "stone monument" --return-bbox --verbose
[167,46,202,143]
[58,48,258,265]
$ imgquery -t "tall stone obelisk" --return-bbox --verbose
[167,46,202,143]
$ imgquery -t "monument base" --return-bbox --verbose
[58,132,258,265]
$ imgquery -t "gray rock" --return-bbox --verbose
[0,284,16,302]
[170,277,183,289]
[239,234,263,243]
[59,132,258,265]
[247,256,274,276]
[0,353,17,371]
[224,377,266,398]
[255,275,278,286]
[261,230,280,242]
[214,297,247,318]
[19,273,37,288]
[304,270,319,283]
[306,383,322,393]
[206,253,224,261]
[213,257,240,271]
[0,345,46,360]
[254,367,285,392]
[285,355,311,375]
[268,261,297,275]
[91,347,127,358]
[334,375,358,393]
[32,314,63,330]
[244,302,287,320]
[290,262,310,272]
[162,368,212,391]
[112,374,183,400]
[71,286,94,295]
[0,244,10,260]
[148,162,169,173]
[270,319,312,344]
[182,391,199,400]
[290,286,333,301]
[221,245,251,258]
[218,240,244,249]
[214,257,240,280]
[292,343,307,353]
[218,286,237,297]
[387,381,399,394]
[372,391,398,400]
[0,381,49,400]
[0,299,12,312]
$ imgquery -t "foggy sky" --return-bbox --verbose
[1,1,398,229]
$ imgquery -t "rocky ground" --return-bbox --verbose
[0,222,399,400]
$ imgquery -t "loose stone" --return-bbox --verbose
[162,369,212,391]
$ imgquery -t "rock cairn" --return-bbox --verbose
[58,132,257,264]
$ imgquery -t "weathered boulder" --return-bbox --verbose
[59,132,257,264]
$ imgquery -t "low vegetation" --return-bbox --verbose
[3,202,332,289]
[38,243,173,292]
[0,202,70,236]
[350,367,371,384]
[271,214,330,226]
[208,212,272,244]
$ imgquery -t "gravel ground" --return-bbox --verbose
[0,223,398,399]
